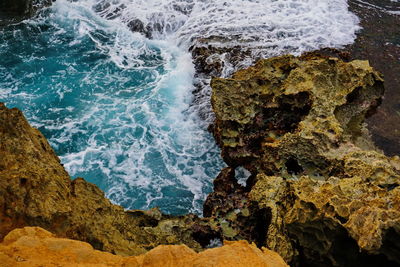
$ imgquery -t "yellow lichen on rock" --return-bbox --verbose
[0,227,289,267]
[0,103,214,256]
[208,54,400,265]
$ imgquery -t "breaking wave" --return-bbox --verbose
[0,0,360,214]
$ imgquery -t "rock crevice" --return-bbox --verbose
[0,227,289,267]
[0,103,211,255]
[208,54,400,266]
[1,53,400,267]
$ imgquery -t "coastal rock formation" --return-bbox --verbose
[0,227,289,267]
[208,54,400,266]
[2,53,399,266]
[0,102,214,255]
[189,39,253,121]
[0,0,52,26]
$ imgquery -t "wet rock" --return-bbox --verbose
[0,0,52,26]
[190,41,252,76]
[172,3,194,16]
[189,39,253,122]
[0,102,211,255]
[92,0,126,20]
[0,227,289,267]
[338,0,400,156]
[127,19,151,38]
[210,54,400,266]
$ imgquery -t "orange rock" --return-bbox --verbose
[0,227,289,267]
[0,227,140,267]
[196,240,288,267]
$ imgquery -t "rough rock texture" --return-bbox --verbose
[0,102,216,255]
[203,167,271,247]
[0,227,289,267]
[0,0,52,26]
[208,54,400,266]
[189,39,253,121]
[346,0,400,156]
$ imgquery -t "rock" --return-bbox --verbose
[127,19,149,37]
[211,54,384,172]
[0,103,213,255]
[346,0,400,156]
[203,167,271,247]
[0,0,52,26]
[189,39,254,122]
[209,54,400,266]
[251,173,400,267]
[0,226,289,267]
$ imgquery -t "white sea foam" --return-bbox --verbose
[235,167,251,187]
[92,0,361,122]
[0,0,361,214]
[53,0,360,213]
[17,0,223,214]
[95,0,360,55]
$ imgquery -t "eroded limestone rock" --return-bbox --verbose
[209,54,400,266]
[211,54,384,172]
[0,103,213,255]
[0,227,289,267]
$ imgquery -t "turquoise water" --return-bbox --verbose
[0,1,224,215]
[0,0,361,215]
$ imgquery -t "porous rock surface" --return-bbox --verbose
[0,102,213,255]
[0,227,289,267]
[208,54,400,266]
[2,53,400,267]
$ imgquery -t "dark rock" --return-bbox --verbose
[0,0,52,26]
[203,167,272,248]
[127,19,147,36]
[331,0,400,156]
[209,54,400,266]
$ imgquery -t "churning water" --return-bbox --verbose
[0,0,360,215]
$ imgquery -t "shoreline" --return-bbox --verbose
[347,0,400,156]
[1,1,400,266]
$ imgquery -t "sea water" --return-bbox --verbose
[0,0,360,215]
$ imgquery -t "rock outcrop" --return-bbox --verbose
[0,227,289,267]
[208,54,400,266]
[0,0,52,26]
[0,102,215,255]
[346,0,400,156]
[2,53,400,267]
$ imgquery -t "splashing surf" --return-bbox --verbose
[0,0,360,215]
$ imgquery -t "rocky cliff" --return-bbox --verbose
[1,54,400,267]
[0,102,214,255]
[207,54,400,266]
[0,227,288,267]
